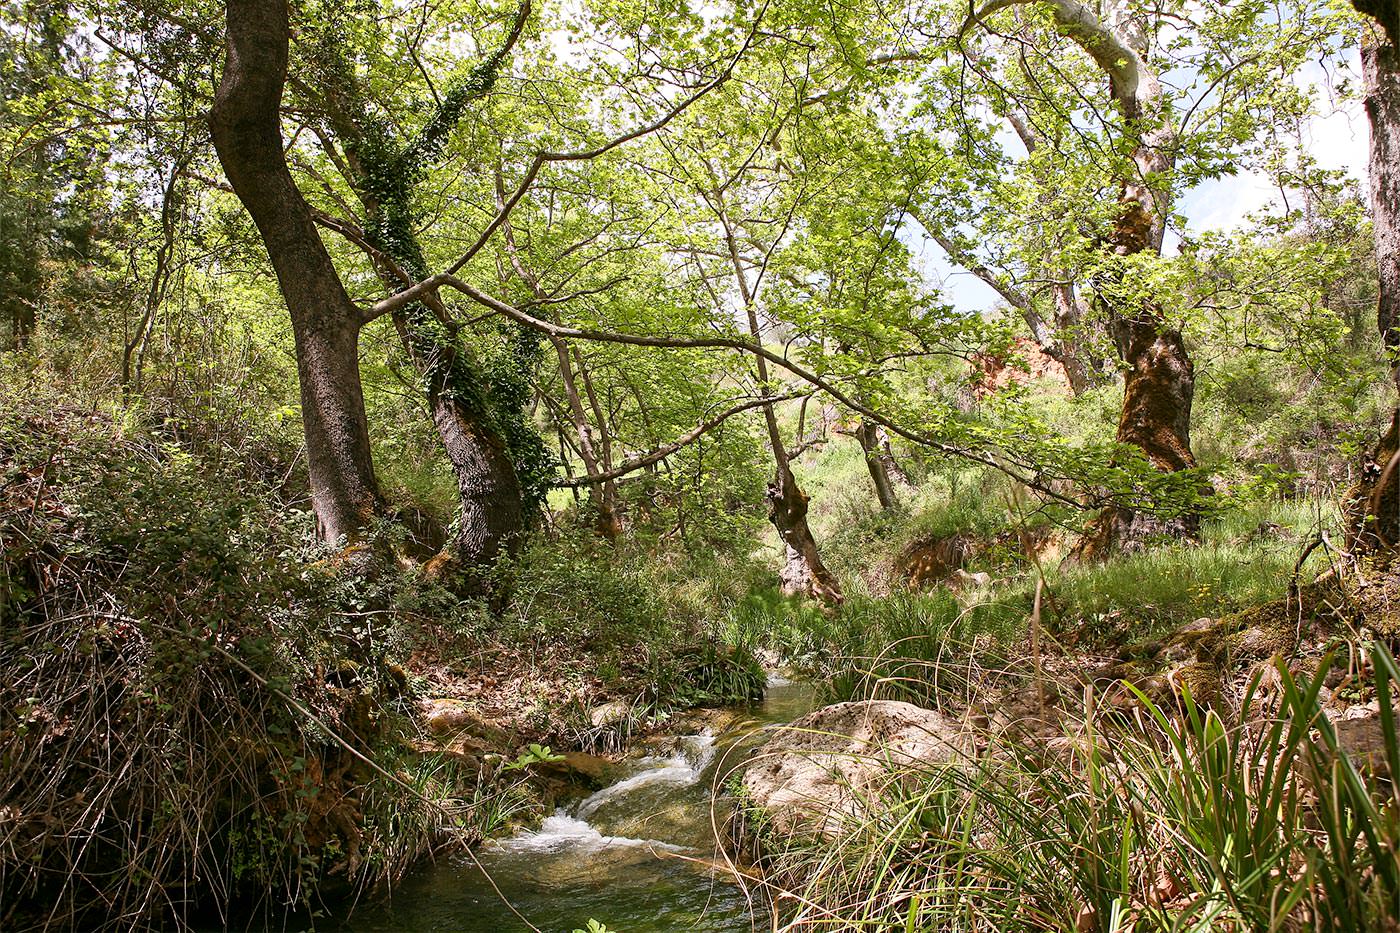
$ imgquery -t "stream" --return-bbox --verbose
[337,677,814,933]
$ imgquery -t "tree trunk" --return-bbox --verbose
[1072,227,1201,560]
[390,307,526,572]
[312,70,532,572]
[1349,409,1400,552]
[768,468,843,603]
[718,208,842,603]
[856,419,898,510]
[1347,13,1400,554]
[493,184,621,538]
[209,0,381,547]
[1037,0,1200,559]
[555,337,622,537]
[123,161,182,396]
[1050,279,1097,395]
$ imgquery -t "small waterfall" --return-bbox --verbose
[574,734,717,820]
[502,812,684,853]
[338,681,816,932]
[503,732,718,853]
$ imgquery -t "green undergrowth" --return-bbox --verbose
[731,492,1332,707]
[0,394,530,931]
[758,644,1400,932]
[489,530,770,744]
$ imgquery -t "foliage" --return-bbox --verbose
[0,0,1396,930]
[761,645,1400,932]
[0,389,498,931]
[574,921,617,933]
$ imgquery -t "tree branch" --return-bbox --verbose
[441,0,770,275]
[555,392,807,487]
[370,273,1086,509]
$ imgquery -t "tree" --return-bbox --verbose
[953,0,1335,555]
[1348,0,1400,553]
[208,0,383,548]
[296,0,539,570]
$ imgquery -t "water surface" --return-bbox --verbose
[338,678,813,933]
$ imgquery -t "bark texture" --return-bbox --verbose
[1349,410,1400,552]
[209,0,381,546]
[985,0,1199,557]
[1347,11,1400,554]
[1365,28,1400,378]
[1073,238,1200,558]
[395,311,526,571]
[1050,279,1097,394]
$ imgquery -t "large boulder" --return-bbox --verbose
[740,700,970,839]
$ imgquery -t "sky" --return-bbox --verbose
[911,53,1373,312]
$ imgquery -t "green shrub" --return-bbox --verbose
[0,396,470,931]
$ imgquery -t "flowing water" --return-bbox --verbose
[337,677,814,933]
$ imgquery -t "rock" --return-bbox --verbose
[1176,617,1218,638]
[897,533,974,588]
[948,569,991,591]
[740,700,970,839]
[421,697,473,734]
[419,697,509,746]
[671,706,754,736]
[1327,705,1400,780]
[535,750,614,788]
[588,698,634,728]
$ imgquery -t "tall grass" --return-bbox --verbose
[758,645,1400,932]
[732,495,1334,711]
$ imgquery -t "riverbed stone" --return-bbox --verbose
[535,750,614,788]
[588,698,634,728]
[740,699,971,839]
[419,697,511,746]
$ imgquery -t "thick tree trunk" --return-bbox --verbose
[314,82,530,572]
[972,6,1195,547]
[209,0,381,547]
[1349,409,1400,552]
[1067,6,1199,559]
[856,419,898,510]
[429,403,524,567]
[1347,15,1400,554]
[1365,26,1400,383]
[387,307,525,571]
[1073,220,1200,560]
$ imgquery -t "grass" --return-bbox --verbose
[729,502,1329,710]
[0,395,545,931]
[753,644,1400,932]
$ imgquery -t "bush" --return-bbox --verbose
[0,396,463,931]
